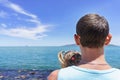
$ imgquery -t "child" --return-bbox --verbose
[58,51,81,68]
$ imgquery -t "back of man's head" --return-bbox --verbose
[76,14,109,48]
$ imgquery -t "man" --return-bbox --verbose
[48,14,120,80]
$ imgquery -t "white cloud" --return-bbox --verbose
[0,0,37,19]
[0,0,51,39]
[6,2,37,19]
[0,11,8,18]
[0,23,7,28]
[0,26,48,40]
[26,19,41,25]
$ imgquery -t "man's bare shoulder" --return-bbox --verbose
[47,70,59,80]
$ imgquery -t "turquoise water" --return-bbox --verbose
[0,46,120,70]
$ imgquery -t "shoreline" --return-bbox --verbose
[0,69,53,80]
[0,68,119,80]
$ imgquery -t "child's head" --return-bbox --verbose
[58,51,81,68]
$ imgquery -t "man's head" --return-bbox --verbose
[75,14,112,48]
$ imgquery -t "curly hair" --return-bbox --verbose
[58,51,81,68]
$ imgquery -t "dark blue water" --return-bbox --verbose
[0,46,119,70]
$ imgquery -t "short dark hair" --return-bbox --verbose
[76,14,109,48]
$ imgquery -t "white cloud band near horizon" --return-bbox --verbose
[0,0,51,40]
[110,36,120,46]
[0,26,48,40]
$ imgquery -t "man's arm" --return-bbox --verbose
[47,70,59,80]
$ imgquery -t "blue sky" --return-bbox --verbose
[0,0,120,46]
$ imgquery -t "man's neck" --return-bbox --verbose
[81,47,106,62]
[78,47,112,70]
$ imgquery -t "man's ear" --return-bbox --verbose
[74,34,80,45]
[105,34,112,45]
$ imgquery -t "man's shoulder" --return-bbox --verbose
[47,67,73,80]
[47,70,59,80]
[114,68,120,72]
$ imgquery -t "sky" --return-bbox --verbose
[0,0,120,46]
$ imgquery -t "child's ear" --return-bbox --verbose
[74,34,80,45]
[105,34,112,45]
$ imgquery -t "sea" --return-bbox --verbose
[0,45,120,70]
